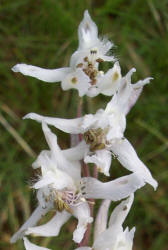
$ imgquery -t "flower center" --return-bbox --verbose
[71,77,78,84]
[76,49,104,86]
[84,127,108,151]
[45,189,82,213]
[112,71,119,81]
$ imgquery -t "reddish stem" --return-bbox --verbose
[77,98,98,247]
[82,161,90,177]
[77,98,90,177]
[78,200,94,246]
[93,164,98,179]
[77,98,83,118]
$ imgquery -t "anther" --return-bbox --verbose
[96,58,104,63]
[90,50,97,54]
[84,57,89,62]
[76,63,83,68]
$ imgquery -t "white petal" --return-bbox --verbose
[124,226,136,244]
[93,197,135,250]
[77,12,114,63]
[108,194,134,228]
[36,189,52,208]
[63,143,86,181]
[41,122,58,151]
[124,87,143,115]
[93,225,135,250]
[36,167,76,191]
[98,61,121,96]
[32,150,50,169]
[33,172,56,189]
[106,113,126,140]
[104,98,126,138]
[133,77,152,88]
[101,54,115,62]
[70,50,88,68]
[10,205,50,243]
[32,151,79,192]
[26,211,71,237]
[23,113,84,134]
[12,64,70,82]
[124,77,152,115]
[86,86,100,97]
[99,37,114,57]
[61,69,91,97]
[72,202,93,243]
[41,122,64,163]
[78,10,98,50]
[93,225,122,250]
[23,237,51,250]
[115,68,152,115]
[81,173,145,200]
[35,153,54,177]
[41,122,81,181]
[63,140,88,161]
[94,199,111,240]
[82,113,98,130]
[112,68,136,114]
[84,149,112,176]
[114,227,135,250]
[110,138,158,190]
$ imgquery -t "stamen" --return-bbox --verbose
[82,62,98,85]
[91,79,97,85]
[96,58,104,63]
[84,128,108,151]
[90,49,97,54]
[43,188,84,213]
[76,63,83,68]
[84,56,89,62]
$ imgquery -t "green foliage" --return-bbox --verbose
[0,0,167,249]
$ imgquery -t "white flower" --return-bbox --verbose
[23,73,157,189]
[75,194,135,250]
[11,122,93,244]
[11,10,120,97]
[11,122,144,246]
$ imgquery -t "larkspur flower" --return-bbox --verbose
[11,122,145,245]
[11,10,123,97]
[11,122,93,244]
[23,70,157,189]
[75,194,135,250]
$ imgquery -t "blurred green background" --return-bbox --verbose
[0,0,168,249]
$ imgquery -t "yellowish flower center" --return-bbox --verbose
[84,127,109,151]
[112,71,119,82]
[71,77,78,84]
